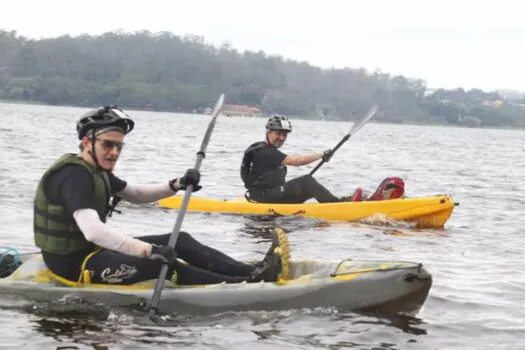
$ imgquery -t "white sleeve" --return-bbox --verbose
[73,208,152,258]
[117,183,175,204]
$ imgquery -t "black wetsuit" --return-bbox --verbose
[41,165,256,285]
[241,142,340,203]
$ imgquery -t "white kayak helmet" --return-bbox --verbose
[266,115,292,133]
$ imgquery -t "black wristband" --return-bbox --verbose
[168,178,178,192]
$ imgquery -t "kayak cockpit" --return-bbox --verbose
[3,253,429,289]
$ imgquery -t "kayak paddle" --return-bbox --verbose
[309,105,378,176]
[147,93,225,317]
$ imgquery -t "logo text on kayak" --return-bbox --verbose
[101,264,138,283]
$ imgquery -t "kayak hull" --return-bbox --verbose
[0,255,432,316]
[158,194,456,229]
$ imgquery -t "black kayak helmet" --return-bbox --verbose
[75,105,135,170]
[76,106,135,140]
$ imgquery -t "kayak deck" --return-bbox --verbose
[158,194,457,229]
[0,254,432,316]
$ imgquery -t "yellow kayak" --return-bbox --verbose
[158,194,457,229]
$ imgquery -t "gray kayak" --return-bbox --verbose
[0,253,432,315]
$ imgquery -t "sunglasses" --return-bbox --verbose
[96,138,125,152]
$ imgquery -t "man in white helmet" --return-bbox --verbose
[240,115,405,204]
[240,115,349,203]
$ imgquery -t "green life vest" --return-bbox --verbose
[33,153,111,255]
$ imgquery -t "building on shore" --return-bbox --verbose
[217,104,263,117]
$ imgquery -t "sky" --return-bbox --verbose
[2,0,525,92]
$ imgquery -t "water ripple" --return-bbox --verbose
[1,102,524,349]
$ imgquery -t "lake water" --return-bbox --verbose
[1,102,524,349]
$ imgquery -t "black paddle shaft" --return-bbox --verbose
[309,134,349,176]
[147,94,225,317]
[309,105,378,177]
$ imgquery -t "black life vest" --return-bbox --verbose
[240,141,287,191]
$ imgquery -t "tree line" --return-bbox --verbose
[0,29,523,127]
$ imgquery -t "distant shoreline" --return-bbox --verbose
[1,29,523,129]
[2,98,522,131]
[0,98,49,106]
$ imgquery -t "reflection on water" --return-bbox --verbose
[34,318,110,348]
[238,215,331,240]
[24,306,431,350]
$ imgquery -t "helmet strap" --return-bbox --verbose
[88,133,103,170]
[265,131,279,148]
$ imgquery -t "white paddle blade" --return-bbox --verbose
[349,105,378,136]
[211,94,225,117]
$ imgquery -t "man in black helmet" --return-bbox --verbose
[241,115,358,203]
[33,106,284,286]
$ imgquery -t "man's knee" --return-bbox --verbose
[137,231,192,247]
[177,231,190,239]
[175,231,198,249]
[160,231,190,241]
[294,174,317,187]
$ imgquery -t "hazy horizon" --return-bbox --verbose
[2,0,525,93]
